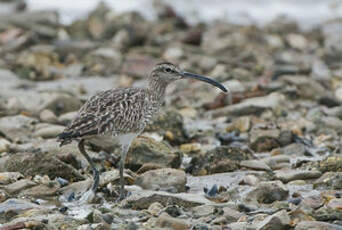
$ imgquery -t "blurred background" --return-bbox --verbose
[1,0,342,229]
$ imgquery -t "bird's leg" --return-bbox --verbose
[78,140,99,196]
[118,143,130,201]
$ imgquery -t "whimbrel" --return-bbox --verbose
[57,62,227,202]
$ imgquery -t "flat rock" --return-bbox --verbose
[0,172,23,185]
[122,190,215,209]
[275,169,322,183]
[209,92,285,118]
[4,179,36,195]
[3,151,84,181]
[256,210,291,230]
[135,168,186,193]
[240,160,272,171]
[0,115,37,142]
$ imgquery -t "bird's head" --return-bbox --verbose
[150,62,227,92]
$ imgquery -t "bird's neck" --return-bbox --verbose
[148,74,168,103]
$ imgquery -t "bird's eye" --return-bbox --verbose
[165,67,172,73]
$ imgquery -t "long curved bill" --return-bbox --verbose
[181,71,228,92]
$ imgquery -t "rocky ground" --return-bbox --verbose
[0,1,341,229]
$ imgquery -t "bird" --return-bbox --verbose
[57,62,227,202]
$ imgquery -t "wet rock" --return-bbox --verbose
[186,146,254,175]
[123,190,214,209]
[155,212,191,230]
[135,168,186,193]
[3,151,84,181]
[0,115,37,142]
[126,137,181,171]
[0,172,23,185]
[314,172,342,189]
[275,169,322,183]
[256,210,291,230]
[4,179,36,195]
[209,92,285,118]
[245,180,289,204]
[295,221,342,230]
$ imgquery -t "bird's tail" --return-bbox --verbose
[56,131,74,147]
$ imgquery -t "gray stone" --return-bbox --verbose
[314,172,342,189]
[245,180,289,204]
[275,169,322,183]
[126,137,181,170]
[240,160,272,171]
[3,151,84,181]
[0,138,11,153]
[0,198,40,214]
[135,168,186,193]
[0,115,37,142]
[282,143,306,156]
[256,210,290,230]
[33,123,65,138]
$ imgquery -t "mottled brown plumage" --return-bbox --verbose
[57,62,227,202]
